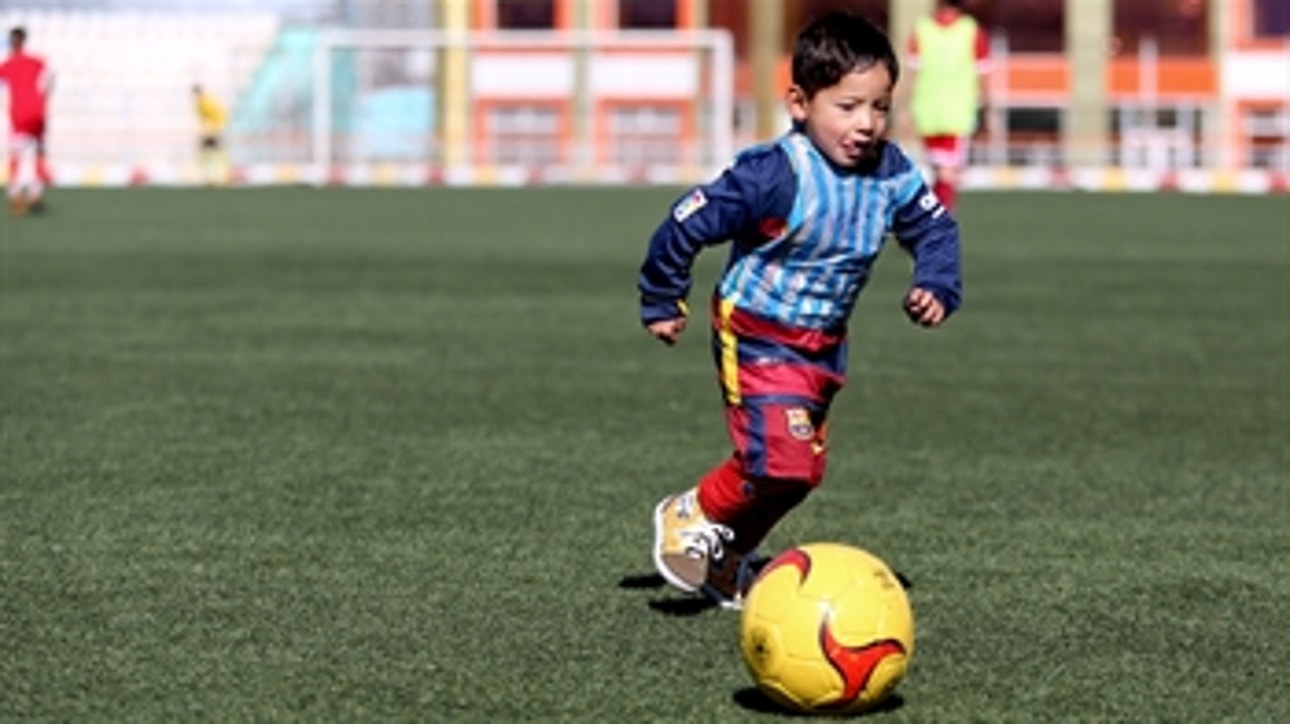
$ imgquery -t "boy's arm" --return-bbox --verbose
[639,147,791,326]
[891,171,963,318]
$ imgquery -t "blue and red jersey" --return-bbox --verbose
[639,131,962,335]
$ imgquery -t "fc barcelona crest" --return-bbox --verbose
[785,407,814,441]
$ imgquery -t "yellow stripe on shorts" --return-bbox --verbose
[718,297,740,405]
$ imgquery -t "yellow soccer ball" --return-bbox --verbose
[740,542,914,714]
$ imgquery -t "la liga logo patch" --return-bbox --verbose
[672,188,707,222]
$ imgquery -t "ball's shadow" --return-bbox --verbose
[733,687,906,717]
[620,571,908,714]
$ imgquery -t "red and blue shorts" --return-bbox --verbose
[710,298,846,485]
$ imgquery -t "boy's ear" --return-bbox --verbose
[784,85,809,123]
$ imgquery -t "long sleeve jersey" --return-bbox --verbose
[639,131,962,333]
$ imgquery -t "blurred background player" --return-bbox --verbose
[192,84,228,186]
[906,0,989,212]
[0,26,53,216]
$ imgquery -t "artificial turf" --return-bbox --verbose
[1,187,1286,720]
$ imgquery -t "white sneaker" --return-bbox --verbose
[652,489,735,593]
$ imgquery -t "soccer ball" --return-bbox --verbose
[739,542,914,714]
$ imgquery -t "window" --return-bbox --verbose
[797,0,890,31]
[485,105,563,165]
[710,0,890,62]
[1110,105,1205,168]
[497,0,555,29]
[605,105,685,164]
[788,0,891,50]
[1004,106,1064,165]
[618,0,676,29]
[1253,0,1290,38]
[1113,0,1207,56]
[973,0,1064,53]
[1241,105,1289,170]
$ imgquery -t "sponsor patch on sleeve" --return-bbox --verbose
[672,188,707,222]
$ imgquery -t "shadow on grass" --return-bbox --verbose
[617,568,910,617]
[617,573,665,589]
[618,572,720,616]
[733,687,906,717]
[647,596,718,616]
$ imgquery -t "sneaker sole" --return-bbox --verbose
[652,496,700,593]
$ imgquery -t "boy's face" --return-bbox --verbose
[786,64,893,169]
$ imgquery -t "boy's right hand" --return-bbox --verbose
[646,317,688,346]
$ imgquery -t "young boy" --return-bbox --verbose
[639,11,962,610]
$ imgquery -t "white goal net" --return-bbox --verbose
[281,29,734,184]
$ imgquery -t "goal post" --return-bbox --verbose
[309,28,734,184]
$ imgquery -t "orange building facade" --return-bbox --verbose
[9,0,1280,189]
[459,0,1287,188]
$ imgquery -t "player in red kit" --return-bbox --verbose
[0,26,53,216]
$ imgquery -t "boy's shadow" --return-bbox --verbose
[617,572,719,616]
[733,687,906,717]
[617,573,666,589]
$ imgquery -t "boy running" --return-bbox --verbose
[639,11,963,610]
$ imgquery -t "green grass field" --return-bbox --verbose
[2,188,1287,721]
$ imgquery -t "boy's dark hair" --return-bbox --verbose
[791,12,898,98]
[10,26,27,46]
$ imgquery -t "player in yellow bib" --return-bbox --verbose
[906,0,989,212]
[192,84,229,186]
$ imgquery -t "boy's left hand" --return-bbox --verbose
[903,287,946,327]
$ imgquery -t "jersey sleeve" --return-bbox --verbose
[887,150,963,316]
[638,146,795,325]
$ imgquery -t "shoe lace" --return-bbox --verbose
[681,521,735,563]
